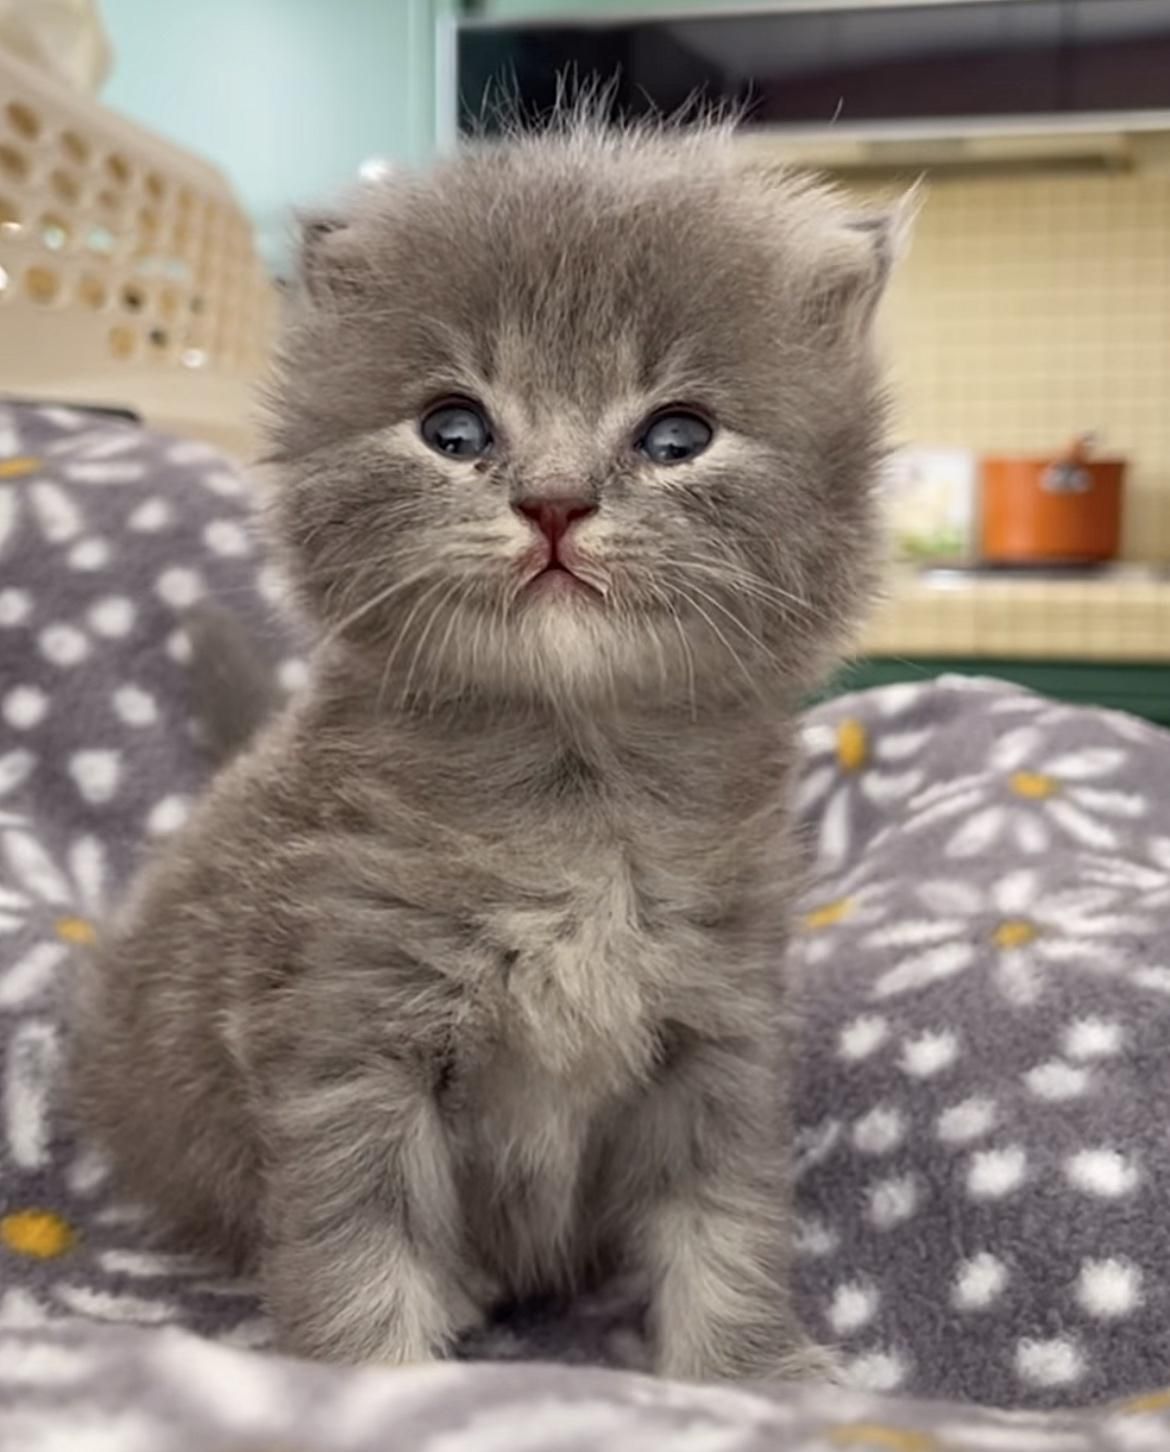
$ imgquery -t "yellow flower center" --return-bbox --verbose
[0,456,42,480]
[1123,1388,1170,1416]
[56,915,96,945]
[0,1209,76,1259]
[836,718,868,773]
[993,918,1037,950]
[830,1426,938,1452]
[804,897,853,931]
[1010,771,1058,800]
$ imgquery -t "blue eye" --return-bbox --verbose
[420,400,492,459]
[638,411,713,465]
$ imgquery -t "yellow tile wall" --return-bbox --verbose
[876,168,1170,562]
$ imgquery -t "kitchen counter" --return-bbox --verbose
[860,566,1170,662]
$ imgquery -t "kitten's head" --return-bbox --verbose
[264,122,908,715]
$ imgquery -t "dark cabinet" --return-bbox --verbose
[457,1,1170,135]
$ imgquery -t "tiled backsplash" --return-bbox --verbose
[875,169,1170,562]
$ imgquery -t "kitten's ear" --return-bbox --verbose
[291,209,368,305]
[806,184,919,338]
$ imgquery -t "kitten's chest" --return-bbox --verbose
[475,852,667,1092]
[448,851,671,1287]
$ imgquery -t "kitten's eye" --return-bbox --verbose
[420,400,493,460]
[637,411,713,465]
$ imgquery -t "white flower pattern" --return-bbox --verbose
[0,828,106,1008]
[903,725,1144,857]
[862,868,1152,1005]
[799,707,929,868]
[1081,835,1170,913]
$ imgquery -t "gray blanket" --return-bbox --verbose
[4,399,1170,1447]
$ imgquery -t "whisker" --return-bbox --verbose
[647,581,697,722]
[677,578,790,675]
[399,577,466,709]
[641,592,669,696]
[678,556,816,617]
[673,563,825,648]
[669,585,763,705]
[427,580,475,709]
[320,567,436,649]
[376,576,450,713]
[470,602,487,694]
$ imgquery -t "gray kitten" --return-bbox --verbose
[71,120,904,1380]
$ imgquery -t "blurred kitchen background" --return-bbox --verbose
[2,0,1170,718]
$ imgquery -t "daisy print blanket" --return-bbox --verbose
[5,399,1170,1448]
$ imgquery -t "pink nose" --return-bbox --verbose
[514,496,597,546]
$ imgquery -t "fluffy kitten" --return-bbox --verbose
[71,121,904,1380]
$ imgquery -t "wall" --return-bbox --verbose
[99,0,455,267]
[878,168,1170,562]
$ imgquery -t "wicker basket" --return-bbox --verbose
[0,46,276,456]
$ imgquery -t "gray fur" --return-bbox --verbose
[183,601,280,764]
[70,120,903,1379]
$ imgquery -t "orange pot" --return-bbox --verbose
[980,438,1125,565]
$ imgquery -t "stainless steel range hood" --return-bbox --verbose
[740,113,1170,176]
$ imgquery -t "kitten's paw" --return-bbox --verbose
[376,1345,442,1369]
[278,1324,445,1367]
[763,1339,844,1386]
[454,1267,500,1333]
[655,1330,839,1385]
[606,1327,653,1373]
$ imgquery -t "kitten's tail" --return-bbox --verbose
[183,602,279,766]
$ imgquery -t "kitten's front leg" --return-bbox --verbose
[620,1040,824,1383]
[262,1069,476,1364]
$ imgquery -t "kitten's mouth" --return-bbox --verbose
[516,532,604,599]
[524,562,601,599]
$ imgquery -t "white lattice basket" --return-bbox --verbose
[0,46,276,456]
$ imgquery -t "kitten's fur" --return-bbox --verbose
[71,120,903,1379]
